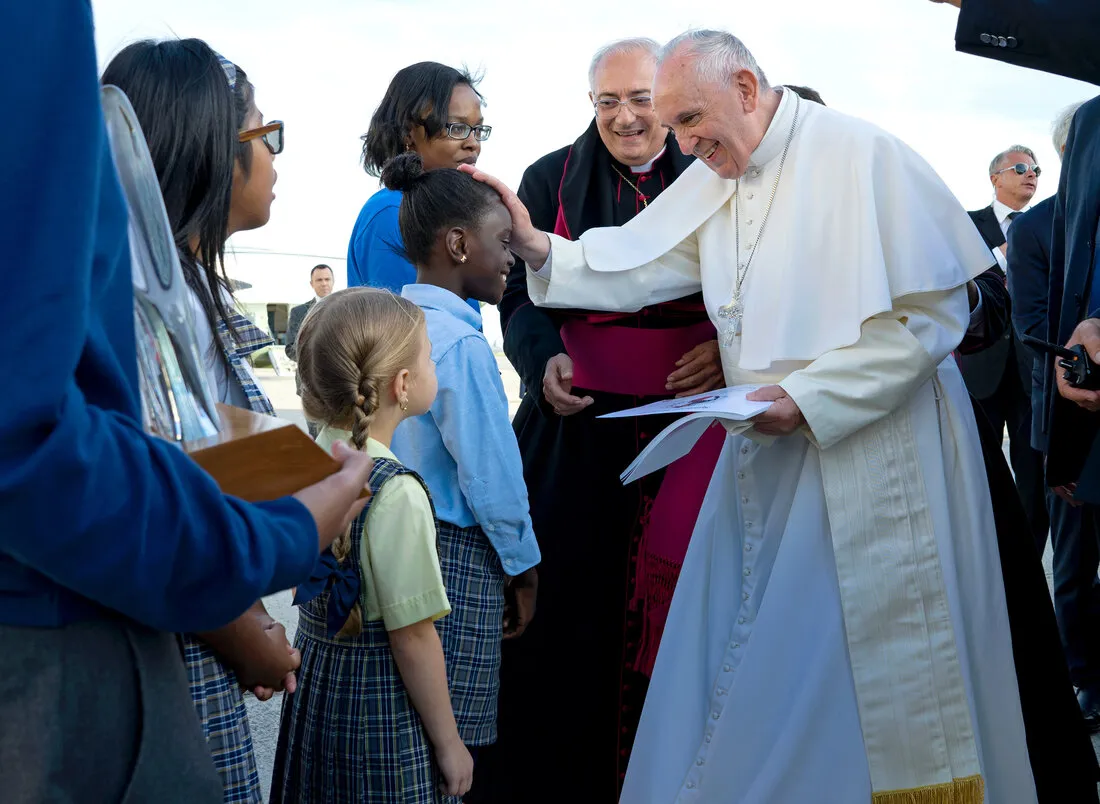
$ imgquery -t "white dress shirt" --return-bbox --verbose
[990,198,1029,270]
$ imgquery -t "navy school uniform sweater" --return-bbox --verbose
[0,1,318,631]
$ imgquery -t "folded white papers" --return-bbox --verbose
[597,384,769,421]
[598,385,771,484]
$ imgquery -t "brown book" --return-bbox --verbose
[184,404,368,503]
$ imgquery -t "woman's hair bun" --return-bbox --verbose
[381,152,424,193]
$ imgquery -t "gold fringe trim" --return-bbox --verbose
[871,775,984,804]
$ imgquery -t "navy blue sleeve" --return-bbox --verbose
[1007,215,1051,345]
[0,1,318,632]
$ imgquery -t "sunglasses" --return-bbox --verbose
[238,120,284,155]
[995,162,1041,177]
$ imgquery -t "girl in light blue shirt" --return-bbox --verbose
[384,152,541,759]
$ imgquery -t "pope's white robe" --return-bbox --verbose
[528,89,1035,803]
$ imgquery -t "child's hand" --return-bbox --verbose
[503,567,538,639]
[436,737,474,797]
[249,622,301,700]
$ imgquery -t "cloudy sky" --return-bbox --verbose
[92,0,1094,281]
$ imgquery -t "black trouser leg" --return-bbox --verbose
[1049,499,1100,691]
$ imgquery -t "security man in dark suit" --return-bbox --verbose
[1046,95,1100,732]
[1007,102,1100,731]
[285,264,334,437]
[959,146,1048,551]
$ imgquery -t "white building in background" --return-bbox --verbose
[223,247,505,352]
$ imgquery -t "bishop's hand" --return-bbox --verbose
[458,164,551,269]
[747,385,805,436]
[668,340,724,397]
[543,353,594,417]
[927,0,961,7]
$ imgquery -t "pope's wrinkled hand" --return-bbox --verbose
[459,164,550,268]
[747,385,805,436]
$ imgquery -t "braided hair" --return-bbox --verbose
[296,287,426,635]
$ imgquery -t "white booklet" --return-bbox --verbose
[598,385,771,484]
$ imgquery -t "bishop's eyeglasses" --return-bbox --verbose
[593,96,654,117]
[239,121,284,155]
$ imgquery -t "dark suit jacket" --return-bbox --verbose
[285,298,315,395]
[961,267,1012,350]
[954,0,1100,86]
[1006,197,1055,452]
[968,205,1006,252]
[957,205,1031,399]
[1046,96,1100,496]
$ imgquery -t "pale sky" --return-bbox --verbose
[92,0,1095,299]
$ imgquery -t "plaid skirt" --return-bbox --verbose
[180,634,263,804]
[270,600,455,804]
[436,521,506,746]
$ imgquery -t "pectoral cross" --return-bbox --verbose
[717,293,744,346]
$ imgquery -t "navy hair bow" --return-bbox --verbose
[293,549,361,637]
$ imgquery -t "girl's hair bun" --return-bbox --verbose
[380,152,424,193]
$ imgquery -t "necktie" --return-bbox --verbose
[1003,211,1022,274]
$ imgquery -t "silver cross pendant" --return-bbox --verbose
[717,295,744,346]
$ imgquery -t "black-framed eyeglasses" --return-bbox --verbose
[594,96,653,117]
[239,120,284,155]
[995,162,1041,177]
[444,122,492,142]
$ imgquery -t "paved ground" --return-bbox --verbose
[246,361,1100,798]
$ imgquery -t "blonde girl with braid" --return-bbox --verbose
[272,287,474,803]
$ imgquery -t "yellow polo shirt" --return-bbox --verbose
[316,428,450,631]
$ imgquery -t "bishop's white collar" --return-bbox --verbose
[631,146,667,174]
[747,87,797,171]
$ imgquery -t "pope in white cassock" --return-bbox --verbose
[467,29,1035,804]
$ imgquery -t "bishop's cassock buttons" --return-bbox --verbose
[1006,36,1018,48]
[980,33,992,44]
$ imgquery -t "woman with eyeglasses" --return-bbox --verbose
[348,62,490,313]
[102,39,291,804]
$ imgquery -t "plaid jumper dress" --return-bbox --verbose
[434,520,506,747]
[181,312,274,804]
[271,458,459,804]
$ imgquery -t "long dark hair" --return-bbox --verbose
[380,153,499,265]
[361,62,483,178]
[102,38,255,351]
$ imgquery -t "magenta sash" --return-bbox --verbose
[560,318,718,398]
